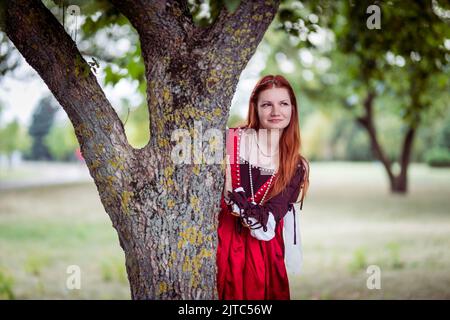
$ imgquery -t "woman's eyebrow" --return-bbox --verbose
[261,99,289,103]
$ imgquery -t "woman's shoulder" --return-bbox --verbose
[227,125,248,133]
[225,126,250,142]
[297,155,309,169]
[294,156,309,181]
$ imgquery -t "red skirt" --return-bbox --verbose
[216,197,290,300]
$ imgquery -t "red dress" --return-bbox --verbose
[216,127,304,300]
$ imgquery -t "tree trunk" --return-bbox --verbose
[357,92,417,194]
[391,125,416,193]
[4,0,280,299]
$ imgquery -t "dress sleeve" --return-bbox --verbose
[228,163,305,241]
[265,163,304,222]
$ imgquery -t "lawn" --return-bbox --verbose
[0,162,449,299]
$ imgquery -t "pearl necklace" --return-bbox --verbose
[253,130,279,158]
[248,163,276,205]
[239,128,277,205]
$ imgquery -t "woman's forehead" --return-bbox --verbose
[258,87,290,102]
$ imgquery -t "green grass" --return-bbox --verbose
[289,162,450,299]
[1,162,450,299]
[0,267,15,300]
[0,182,130,299]
[0,166,37,181]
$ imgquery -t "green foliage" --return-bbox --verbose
[0,267,15,300]
[344,125,373,161]
[222,0,242,14]
[348,247,367,274]
[436,115,450,150]
[263,0,449,163]
[0,106,31,158]
[103,43,145,88]
[81,4,127,38]
[425,148,450,167]
[0,119,24,154]
[100,256,128,284]
[425,112,450,167]
[100,260,114,282]
[190,0,242,26]
[103,65,124,87]
[45,0,115,22]
[44,121,79,161]
[122,102,150,149]
[0,119,19,155]
[24,254,51,276]
[308,0,449,126]
[384,242,405,270]
[227,113,246,128]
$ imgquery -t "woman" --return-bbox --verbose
[216,74,310,300]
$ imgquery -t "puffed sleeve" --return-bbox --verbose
[228,163,304,241]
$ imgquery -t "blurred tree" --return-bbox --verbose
[436,113,450,150]
[0,0,280,299]
[27,95,59,161]
[226,113,246,128]
[45,120,79,161]
[0,104,31,165]
[273,0,450,193]
[424,112,450,167]
[0,117,30,166]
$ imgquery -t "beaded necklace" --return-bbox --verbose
[248,161,276,205]
[238,128,277,205]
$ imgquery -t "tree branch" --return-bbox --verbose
[4,0,137,183]
[109,0,199,52]
[188,0,281,104]
[201,0,280,56]
[108,0,280,165]
[357,91,395,182]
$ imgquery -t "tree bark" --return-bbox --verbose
[4,0,280,299]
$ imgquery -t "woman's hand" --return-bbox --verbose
[227,188,249,211]
[227,187,249,220]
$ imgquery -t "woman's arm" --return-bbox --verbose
[228,163,304,241]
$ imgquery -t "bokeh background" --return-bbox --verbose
[1,0,449,299]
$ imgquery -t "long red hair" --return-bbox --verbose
[242,74,310,205]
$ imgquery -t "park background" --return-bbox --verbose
[0,0,449,299]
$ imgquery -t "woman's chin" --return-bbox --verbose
[262,122,287,130]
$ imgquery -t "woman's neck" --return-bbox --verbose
[243,128,282,170]
[258,128,282,151]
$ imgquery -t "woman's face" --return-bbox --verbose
[256,87,293,130]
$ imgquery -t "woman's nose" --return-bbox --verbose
[271,105,281,116]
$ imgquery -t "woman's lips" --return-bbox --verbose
[268,119,282,123]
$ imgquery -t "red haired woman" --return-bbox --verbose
[216,75,310,300]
